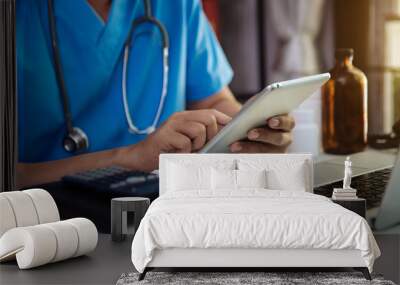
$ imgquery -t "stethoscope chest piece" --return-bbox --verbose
[63,127,89,153]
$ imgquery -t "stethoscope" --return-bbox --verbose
[47,0,169,153]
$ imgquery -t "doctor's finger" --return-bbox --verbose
[175,109,232,126]
[169,132,192,153]
[171,110,231,140]
[176,122,207,151]
[267,115,295,131]
[180,111,217,140]
[189,109,232,125]
[189,109,231,139]
[247,128,293,147]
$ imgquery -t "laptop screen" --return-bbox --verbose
[375,146,400,230]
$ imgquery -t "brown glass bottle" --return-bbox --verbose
[322,49,368,154]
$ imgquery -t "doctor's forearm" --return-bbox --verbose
[16,146,140,189]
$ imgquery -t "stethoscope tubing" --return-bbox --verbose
[48,0,170,150]
[122,6,170,135]
[122,44,169,135]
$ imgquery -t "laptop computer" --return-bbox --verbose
[314,146,400,231]
[314,149,397,188]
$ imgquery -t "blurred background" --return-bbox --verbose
[202,0,400,155]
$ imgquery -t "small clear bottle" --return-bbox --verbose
[322,49,368,154]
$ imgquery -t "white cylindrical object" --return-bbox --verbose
[288,125,321,156]
[0,196,17,237]
[43,221,79,262]
[0,226,57,269]
[288,107,321,156]
[23,189,60,224]
[1,192,39,227]
[0,218,97,269]
[65,218,98,257]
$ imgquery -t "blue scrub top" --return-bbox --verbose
[17,0,233,162]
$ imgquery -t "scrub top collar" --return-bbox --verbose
[51,0,139,68]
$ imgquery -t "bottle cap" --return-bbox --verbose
[335,48,354,60]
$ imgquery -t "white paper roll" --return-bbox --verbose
[65,218,98,257]
[0,219,97,269]
[23,189,60,224]
[0,195,17,238]
[1,192,39,227]
[0,226,57,269]
[42,221,78,262]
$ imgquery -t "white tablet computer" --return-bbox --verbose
[199,73,331,153]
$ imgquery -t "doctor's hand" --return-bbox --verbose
[117,109,232,172]
[230,114,295,153]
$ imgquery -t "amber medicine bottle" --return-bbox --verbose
[322,49,368,154]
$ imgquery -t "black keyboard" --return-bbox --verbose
[62,166,159,196]
[314,168,392,209]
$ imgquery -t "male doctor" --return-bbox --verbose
[16,0,295,188]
